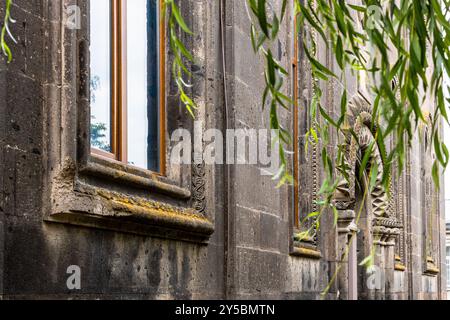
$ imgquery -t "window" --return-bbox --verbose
[292,11,320,253]
[90,0,165,173]
[45,0,213,244]
[293,14,315,232]
[293,12,299,229]
[447,248,450,289]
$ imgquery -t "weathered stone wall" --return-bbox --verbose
[222,0,339,300]
[0,0,446,300]
[0,0,226,300]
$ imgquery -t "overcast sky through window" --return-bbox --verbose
[90,0,154,168]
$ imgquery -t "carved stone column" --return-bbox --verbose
[337,210,358,300]
[373,219,401,300]
[372,227,387,300]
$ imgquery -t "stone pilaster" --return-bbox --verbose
[373,222,401,300]
[336,210,358,300]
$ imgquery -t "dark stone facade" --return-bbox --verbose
[0,0,446,300]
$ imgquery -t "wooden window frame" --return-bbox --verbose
[91,0,166,176]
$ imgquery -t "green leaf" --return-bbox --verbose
[298,2,328,44]
[171,1,193,35]
[359,141,375,180]
[359,252,374,268]
[432,161,440,189]
[304,42,337,79]
[257,0,270,38]
[335,36,344,69]
[338,89,347,126]
[369,162,379,193]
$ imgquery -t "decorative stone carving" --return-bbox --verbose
[334,90,402,246]
[47,163,215,243]
[372,221,401,246]
[310,120,320,245]
[337,210,357,235]
[335,93,389,215]
[295,27,321,248]
[420,123,440,275]
[192,162,207,216]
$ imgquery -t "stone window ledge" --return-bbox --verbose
[290,237,322,259]
[45,160,214,244]
[81,154,191,199]
[394,255,406,271]
[424,256,440,276]
[395,263,406,272]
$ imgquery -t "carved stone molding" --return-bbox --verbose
[395,255,406,271]
[192,162,207,216]
[46,160,214,243]
[372,226,401,246]
[333,91,401,249]
[372,216,402,247]
[424,256,440,276]
[293,24,321,250]
[337,210,357,235]
[310,128,320,245]
[291,246,322,259]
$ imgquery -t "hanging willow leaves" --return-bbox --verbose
[165,0,198,117]
[1,0,16,63]
[2,1,450,209]
[299,0,450,196]
[245,2,450,281]
[1,0,196,118]
[246,0,294,185]
[248,0,450,214]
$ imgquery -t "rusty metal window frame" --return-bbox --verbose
[291,10,321,258]
[293,11,300,230]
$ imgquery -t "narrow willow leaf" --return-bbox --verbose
[369,162,379,193]
[359,141,375,180]
[303,42,337,78]
[319,106,338,128]
[443,143,449,168]
[359,253,374,268]
[338,89,347,126]
[1,0,15,63]
[298,2,327,44]
[257,0,270,38]
[432,161,440,189]
[170,1,193,35]
[336,35,344,70]
[332,206,339,227]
